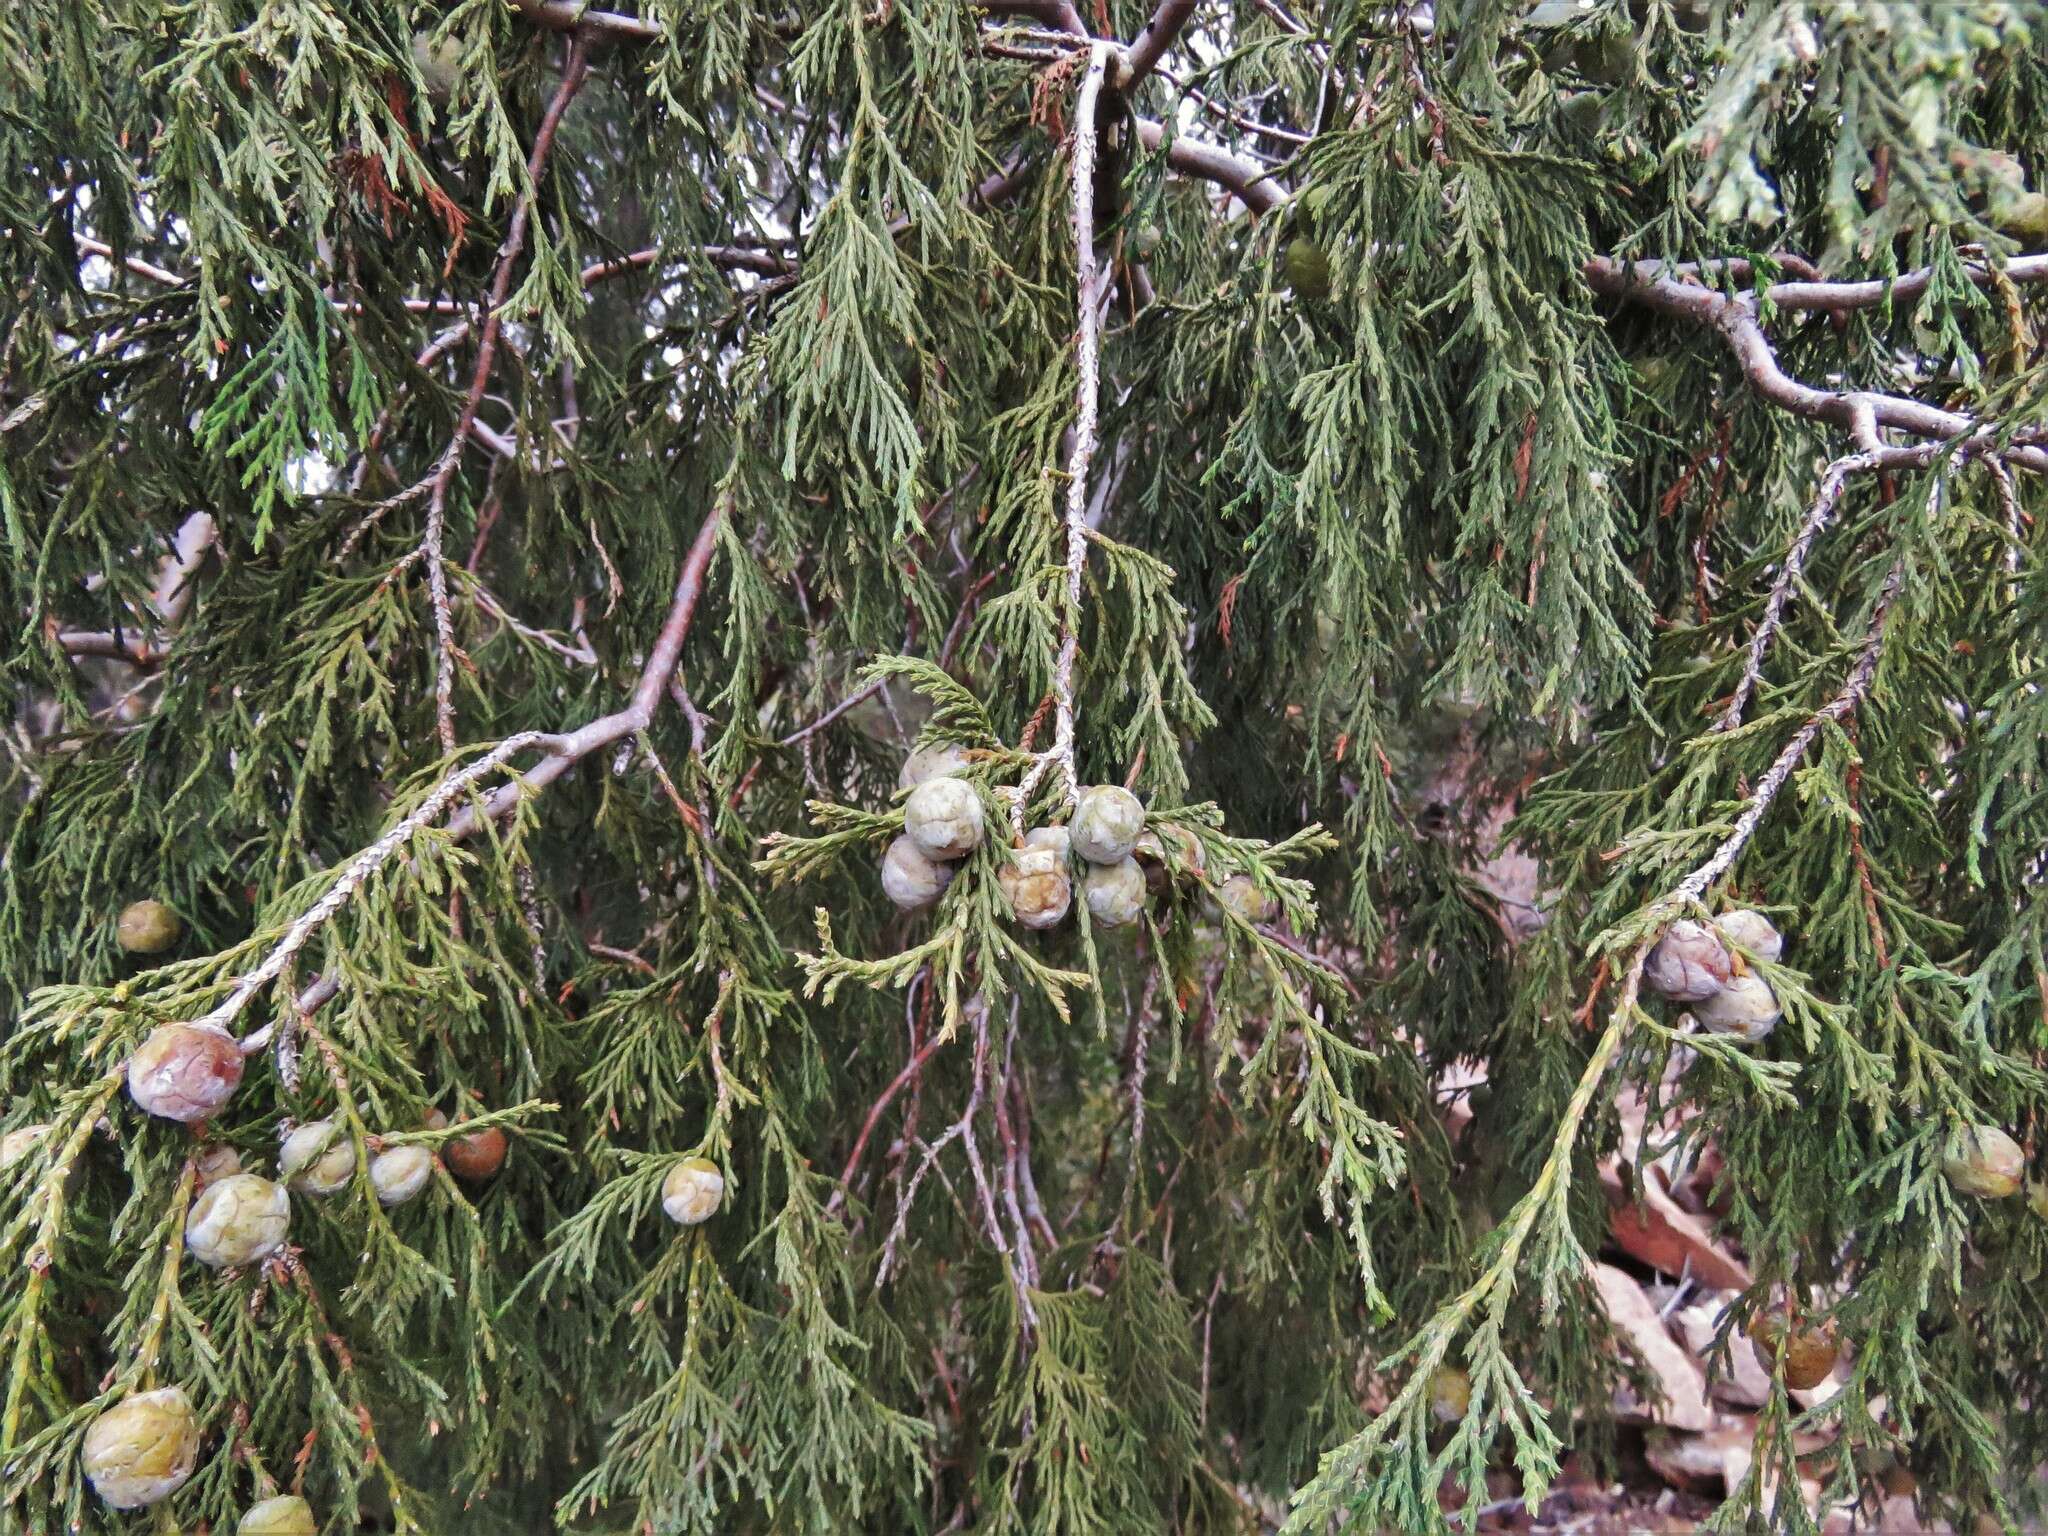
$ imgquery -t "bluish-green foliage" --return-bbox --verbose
[3,1,2048,1532]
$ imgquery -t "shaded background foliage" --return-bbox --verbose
[2,0,2047,1531]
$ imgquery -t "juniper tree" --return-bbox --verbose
[4,0,2048,1531]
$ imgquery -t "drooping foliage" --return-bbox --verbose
[2,1,2047,1533]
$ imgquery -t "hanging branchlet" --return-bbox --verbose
[1012,40,1118,832]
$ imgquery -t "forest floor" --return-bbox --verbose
[1443,1448,1988,1534]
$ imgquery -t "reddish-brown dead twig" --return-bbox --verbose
[828,1026,950,1217]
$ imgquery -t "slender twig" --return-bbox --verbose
[72,235,184,288]
[1715,451,1869,733]
[880,1003,1010,1286]
[1599,252,2048,317]
[1122,970,1155,1211]
[991,996,1040,1289]
[587,940,657,975]
[465,416,565,471]
[1246,0,1315,41]
[441,497,725,839]
[333,236,785,556]
[954,1012,1014,1274]
[465,577,598,666]
[576,243,796,288]
[411,40,590,753]
[1198,1267,1224,1432]
[1728,448,1966,741]
[985,36,1078,61]
[1158,70,1313,148]
[221,497,725,1052]
[1012,1071,1055,1250]
[70,231,792,318]
[828,1025,949,1216]
[778,569,995,746]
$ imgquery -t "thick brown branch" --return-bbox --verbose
[1134,118,1286,215]
[505,0,661,41]
[54,629,160,666]
[1602,253,2048,315]
[441,494,725,839]
[976,0,1091,39]
[1119,0,1199,86]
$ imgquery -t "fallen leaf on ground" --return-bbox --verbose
[1601,1160,1752,1292]
[1590,1263,1715,1432]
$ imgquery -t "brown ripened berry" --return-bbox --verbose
[1746,1309,1839,1391]
[445,1123,509,1182]
[998,844,1072,930]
